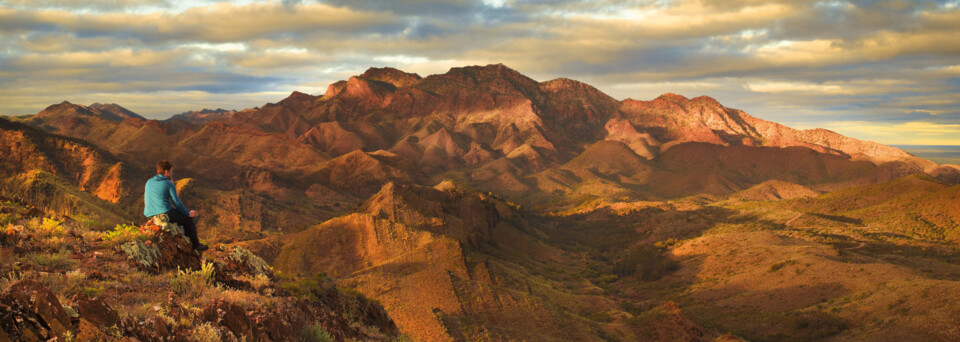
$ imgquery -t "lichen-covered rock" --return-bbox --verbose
[0,280,72,341]
[120,239,161,269]
[121,214,201,272]
[205,245,276,290]
[226,246,274,278]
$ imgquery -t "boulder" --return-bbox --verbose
[200,299,257,341]
[122,314,172,342]
[74,318,109,341]
[121,214,201,272]
[207,245,276,290]
[70,293,120,329]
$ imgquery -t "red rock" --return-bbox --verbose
[74,318,109,341]
[0,280,71,340]
[200,299,257,341]
[87,270,105,280]
[123,314,172,342]
[70,293,120,329]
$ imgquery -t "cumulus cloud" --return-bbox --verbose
[2,0,172,12]
[799,121,960,145]
[0,0,956,144]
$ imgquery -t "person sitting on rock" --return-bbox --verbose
[144,160,208,251]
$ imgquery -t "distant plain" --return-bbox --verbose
[895,145,960,165]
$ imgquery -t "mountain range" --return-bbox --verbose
[2,64,960,341]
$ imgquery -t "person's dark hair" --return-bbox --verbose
[157,160,173,175]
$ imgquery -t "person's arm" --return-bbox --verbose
[166,180,190,216]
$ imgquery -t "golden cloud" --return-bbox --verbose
[9,49,181,69]
[823,121,960,145]
[3,2,399,42]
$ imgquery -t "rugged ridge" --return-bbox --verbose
[165,108,237,124]
[7,64,960,341]
[18,65,936,203]
[0,117,138,223]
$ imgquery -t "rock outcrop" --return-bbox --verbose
[0,277,400,342]
[0,280,72,341]
[0,199,402,341]
[121,213,201,272]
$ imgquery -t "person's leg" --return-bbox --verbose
[165,209,201,248]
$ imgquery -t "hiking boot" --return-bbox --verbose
[194,244,209,252]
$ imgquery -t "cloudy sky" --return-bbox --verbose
[1,0,958,144]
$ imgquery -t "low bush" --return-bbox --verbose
[27,217,65,238]
[171,261,216,298]
[0,271,25,290]
[299,324,333,342]
[26,251,77,272]
[280,273,332,301]
[102,223,151,244]
[190,322,221,342]
[0,213,14,227]
[37,270,87,298]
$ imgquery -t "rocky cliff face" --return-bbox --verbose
[0,118,137,223]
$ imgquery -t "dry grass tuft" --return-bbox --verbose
[171,261,216,299]
[190,322,222,342]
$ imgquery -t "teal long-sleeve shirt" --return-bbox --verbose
[143,174,189,217]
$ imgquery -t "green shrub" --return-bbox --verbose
[81,284,105,297]
[102,223,150,244]
[27,251,77,272]
[389,335,417,342]
[37,270,87,297]
[280,273,332,301]
[0,213,14,227]
[654,238,680,249]
[299,324,333,342]
[25,217,65,238]
[337,284,367,299]
[171,261,216,298]
[70,214,97,233]
[593,274,619,286]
